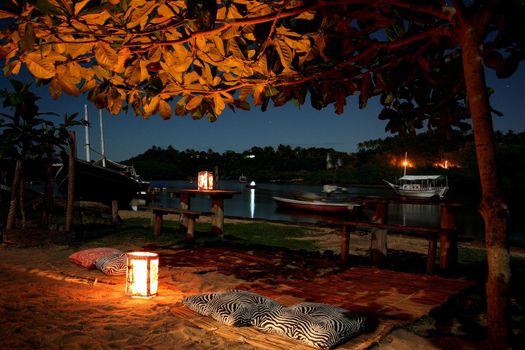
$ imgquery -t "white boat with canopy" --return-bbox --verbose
[383,153,449,199]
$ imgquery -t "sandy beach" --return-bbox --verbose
[1,212,521,349]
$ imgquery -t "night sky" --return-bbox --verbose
[1,64,524,162]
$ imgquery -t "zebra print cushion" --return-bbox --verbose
[256,303,370,349]
[182,290,283,327]
[289,303,371,347]
[94,252,127,275]
[182,292,223,316]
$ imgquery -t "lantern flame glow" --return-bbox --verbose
[197,171,214,190]
[125,252,158,298]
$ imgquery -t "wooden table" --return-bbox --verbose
[168,189,240,236]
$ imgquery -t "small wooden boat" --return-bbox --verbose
[273,196,360,214]
[383,175,449,199]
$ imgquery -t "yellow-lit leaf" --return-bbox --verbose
[0,10,17,20]
[158,99,172,119]
[238,86,251,101]
[139,60,150,81]
[186,95,203,110]
[157,4,175,18]
[219,91,234,103]
[74,0,91,15]
[253,84,266,106]
[93,64,111,80]
[195,36,207,52]
[274,40,293,70]
[115,47,131,73]
[126,2,157,29]
[213,93,225,116]
[81,11,111,26]
[144,96,160,116]
[25,52,55,79]
[227,39,244,59]
[95,41,118,69]
[213,36,225,56]
[55,70,80,96]
[3,60,21,76]
[295,10,316,21]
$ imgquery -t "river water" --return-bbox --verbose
[147,180,523,244]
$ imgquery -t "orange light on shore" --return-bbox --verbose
[125,252,159,298]
[197,171,214,190]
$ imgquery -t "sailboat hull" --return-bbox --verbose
[56,159,140,208]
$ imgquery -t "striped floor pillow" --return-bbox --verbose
[288,303,371,348]
[183,290,283,327]
[94,252,127,275]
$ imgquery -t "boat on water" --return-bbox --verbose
[383,153,449,199]
[55,106,148,208]
[383,175,449,199]
[273,196,361,214]
[55,158,142,207]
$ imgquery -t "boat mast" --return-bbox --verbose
[84,104,91,162]
[403,152,408,177]
[99,109,106,167]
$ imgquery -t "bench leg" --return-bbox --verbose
[186,217,196,241]
[370,228,388,267]
[426,233,438,274]
[153,214,163,236]
[340,225,354,265]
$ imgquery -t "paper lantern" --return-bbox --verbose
[197,171,214,190]
[125,252,159,298]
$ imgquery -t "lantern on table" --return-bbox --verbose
[197,171,214,190]
[125,252,159,298]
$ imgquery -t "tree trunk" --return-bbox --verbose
[41,144,54,228]
[65,131,76,232]
[460,25,511,349]
[6,159,22,231]
[18,169,26,229]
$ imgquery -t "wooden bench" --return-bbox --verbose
[151,207,203,240]
[329,197,461,274]
[330,219,453,274]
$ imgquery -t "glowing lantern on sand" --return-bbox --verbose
[125,252,159,298]
[197,171,214,190]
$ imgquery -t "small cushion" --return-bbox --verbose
[257,303,370,349]
[68,247,123,269]
[182,292,223,316]
[182,290,283,327]
[94,252,127,275]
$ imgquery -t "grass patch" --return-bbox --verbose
[71,218,320,252]
[223,222,320,251]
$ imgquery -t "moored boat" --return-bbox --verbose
[272,196,360,214]
[383,175,449,199]
[55,158,141,208]
[383,152,449,199]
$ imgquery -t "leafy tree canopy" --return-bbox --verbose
[1,0,522,135]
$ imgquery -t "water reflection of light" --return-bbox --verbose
[250,188,255,218]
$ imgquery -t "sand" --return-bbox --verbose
[1,211,512,349]
[0,244,256,350]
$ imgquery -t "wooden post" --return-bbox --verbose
[370,200,388,267]
[340,224,354,265]
[426,232,438,274]
[65,131,76,233]
[439,203,460,272]
[211,196,224,236]
[153,212,162,236]
[111,200,119,224]
[179,193,191,232]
